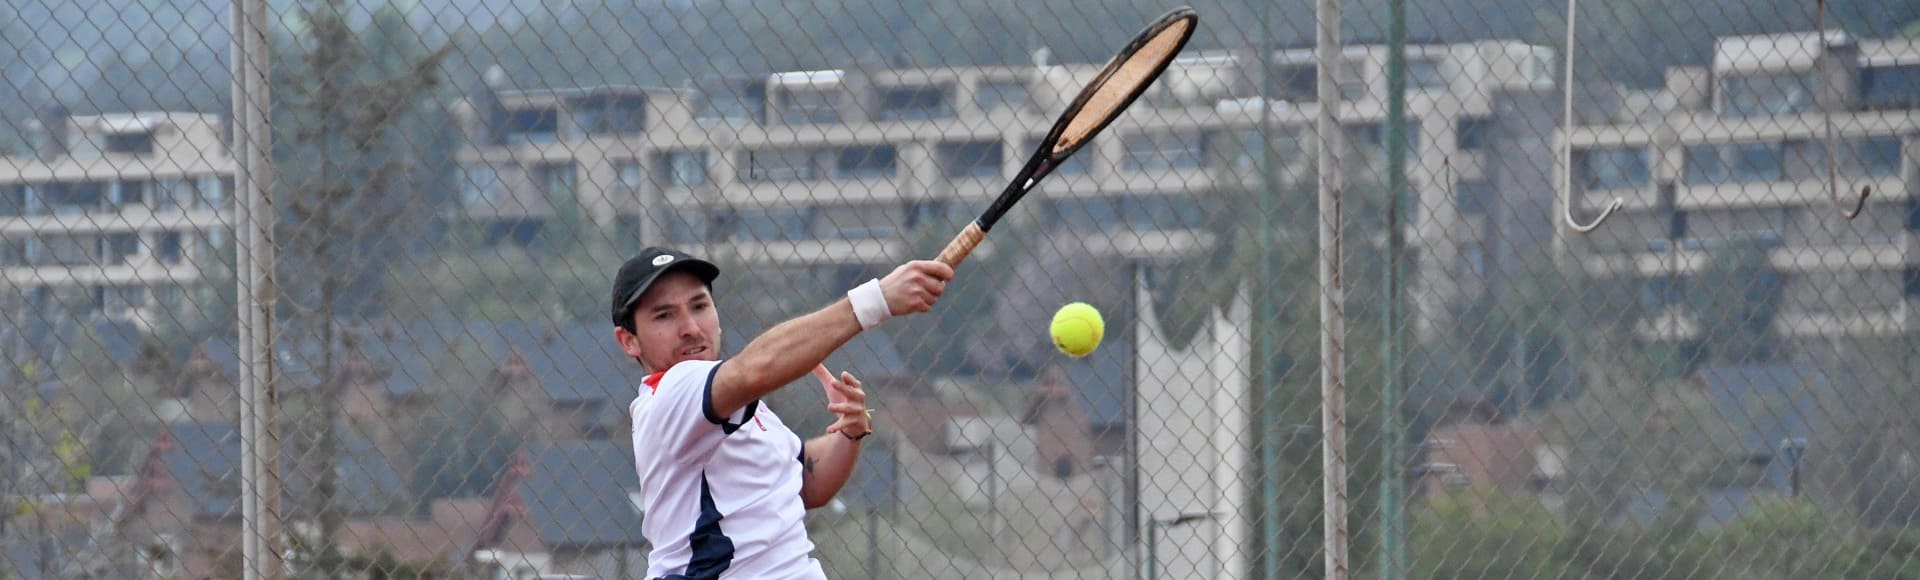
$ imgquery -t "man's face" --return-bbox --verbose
[615,271,721,372]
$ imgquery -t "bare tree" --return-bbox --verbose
[273,0,450,570]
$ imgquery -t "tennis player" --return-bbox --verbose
[612,246,950,579]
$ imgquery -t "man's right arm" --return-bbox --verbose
[707,260,951,420]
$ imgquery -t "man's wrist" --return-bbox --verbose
[840,427,871,441]
[847,279,890,330]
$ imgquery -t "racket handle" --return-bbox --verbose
[936,222,987,267]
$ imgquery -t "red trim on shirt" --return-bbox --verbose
[643,371,666,393]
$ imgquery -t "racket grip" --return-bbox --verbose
[935,222,987,267]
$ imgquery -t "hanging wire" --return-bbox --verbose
[1819,0,1872,219]
[1561,0,1623,233]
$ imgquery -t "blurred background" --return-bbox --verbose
[4,0,1920,577]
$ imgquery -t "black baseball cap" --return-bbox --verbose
[610,247,721,327]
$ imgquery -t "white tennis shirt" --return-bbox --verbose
[629,359,826,580]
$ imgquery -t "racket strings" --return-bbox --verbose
[1055,18,1195,153]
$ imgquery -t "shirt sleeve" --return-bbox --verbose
[631,359,759,464]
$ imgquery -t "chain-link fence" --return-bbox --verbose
[4,0,1920,578]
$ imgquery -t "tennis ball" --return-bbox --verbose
[1050,302,1105,358]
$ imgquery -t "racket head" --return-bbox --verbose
[978,7,1199,230]
[938,7,1198,268]
[1044,8,1198,159]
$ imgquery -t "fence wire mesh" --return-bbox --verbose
[4,0,1920,578]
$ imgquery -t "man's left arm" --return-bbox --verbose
[799,368,872,509]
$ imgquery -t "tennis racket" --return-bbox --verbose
[933,7,1199,267]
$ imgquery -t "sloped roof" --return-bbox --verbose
[516,441,645,548]
[150,421,405,519]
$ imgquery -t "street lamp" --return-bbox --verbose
[1147,511,1219,580]
[1780,437,1808,498]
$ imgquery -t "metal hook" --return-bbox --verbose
[1818,0,1872,220]
[1561,0,1621,233]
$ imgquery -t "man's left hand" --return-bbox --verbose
[813,365,871,439]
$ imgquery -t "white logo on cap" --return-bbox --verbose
[652,255,675,266]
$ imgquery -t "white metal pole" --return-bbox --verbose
[1314,0,1349,575]
[230,0,281,576]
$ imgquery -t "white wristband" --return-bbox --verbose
[848,279,892,330]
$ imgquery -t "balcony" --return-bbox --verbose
[768,70,846,125]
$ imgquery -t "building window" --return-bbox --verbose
[202,177,232,210]
[2,185,27,217]
[0,238,24,267]
[1576,147,1650,190]
[102,234,140,266]
[503,107,560,145]
[1056,197,1117,234]
[814,204,900,240]
[154,232,185,264]
[667,208,713,245]
[1409,58,1447,91]
[614,161,644,191]
[152,179,183,211]
[834,145,898,180]
[197,229,233,263]
[742,148,822,183]
[1462,246,1487,277]
[45,182,108,215]
[105,132,154,155]
[96,284,147,313]
[975,81,1031,113]
[17,238,40,266]
[457,164,504,206]
[1860,65,1920,111]
[1054,195,1204,234]
[731,207,814,242]
[485,219,543,247]
[1225,130,1302,176]
[154,178,194,211]
[1338,60,1369,101]
[1455,179,1492,216]
[532,163,576,202]
[698,85,767,125]
[1269,64,1318,102]
[112,180,146,209]
[1854,136,1903,178]
[1121,195,1205,231]
[655,151,709,188]
[1456,118,1493,150]
[572,95,646,136]
[775,88,840,124]
[1685,142,1784,184]
[1717,73,1816,117]
[939,141,1004,179]
[1122,132,1210,172]
[906,200,979,231]
[1345,122,1419,166]
[877,86,953,121]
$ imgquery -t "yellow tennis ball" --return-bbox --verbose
[1050,302,1105,358]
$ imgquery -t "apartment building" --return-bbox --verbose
[451,40,1562,340]
[1562,31,1920,342]
[0,111,234,330]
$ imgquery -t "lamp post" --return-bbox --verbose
[1147,511,1219,580]
[1780,437,1808,498]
